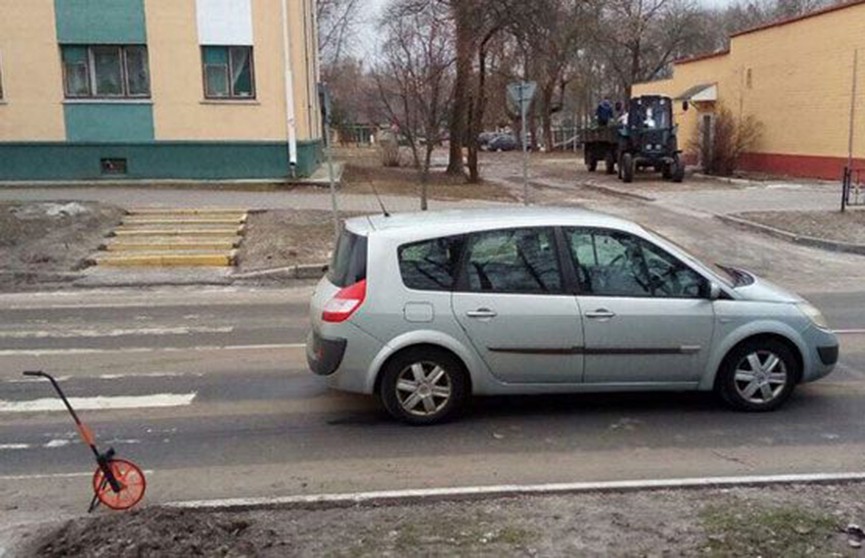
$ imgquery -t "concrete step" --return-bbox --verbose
[122,215,247,226]
[103,239,240,251]
[112,227,244,237]
[127,208,249,216]
[93,250,237,267]
[116,221,246,231]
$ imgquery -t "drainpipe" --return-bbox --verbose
[281,0,298,177]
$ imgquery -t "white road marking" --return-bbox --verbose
[43,439,71,448]
[0,470,155,481]
[168,472,865,510]
[0,444,31,450]
[0,393,197,413]
[834,329,865,335]
[0,343,303,357]
[0,326,233,339]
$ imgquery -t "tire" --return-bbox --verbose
[716,339,799,412]
[586,153,597,172]
[379,348,469,425]
[671,155,685,183]
[604,152,616,174]
[662,163,673,180]
[621,153,635,183]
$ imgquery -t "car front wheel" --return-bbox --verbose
[717,339,798,412]
[379,348,468,425]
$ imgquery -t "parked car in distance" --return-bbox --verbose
[486,134,519,152]
[307,208,839,425]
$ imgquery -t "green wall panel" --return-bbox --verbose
[64,104,155,142]
[55,0,147,44]
[0,141,324,180]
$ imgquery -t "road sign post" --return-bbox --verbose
[507,81,537,206]
[319,84,340,240]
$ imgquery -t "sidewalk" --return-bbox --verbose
[0,187,507,213]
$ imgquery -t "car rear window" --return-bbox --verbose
[328,229,367,287]
[398,236,465,291]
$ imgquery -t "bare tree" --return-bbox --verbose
[317,0,362,65]
[375,0,455,210]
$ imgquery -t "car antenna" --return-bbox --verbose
[369,181,390,217]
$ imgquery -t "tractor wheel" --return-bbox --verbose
[671,155,685,183]
[604,152,616,174]
[621,153,635,183]
[586,153,598,172]
[662,163,673,180]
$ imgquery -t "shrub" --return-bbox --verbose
[690,106,762,176]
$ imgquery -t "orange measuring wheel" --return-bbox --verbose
[92,458,147,510]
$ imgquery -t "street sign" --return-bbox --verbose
[507,81,537,113]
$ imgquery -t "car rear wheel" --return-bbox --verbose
[717,339,798,412]
[379,348,468,425]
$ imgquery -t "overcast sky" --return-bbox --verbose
[354,0,740,61]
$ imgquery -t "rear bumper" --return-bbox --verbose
[306,331,347,376]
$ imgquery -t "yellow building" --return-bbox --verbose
[0,0,323,180]
[633,0,865,179]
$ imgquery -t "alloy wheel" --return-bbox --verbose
[395,361,452,417]
[733,350,789,405]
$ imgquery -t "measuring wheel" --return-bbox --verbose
[92,458,147,511]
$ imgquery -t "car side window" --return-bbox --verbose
[462,228,562,294]
[566,228,706,298]
[398,235,465,291]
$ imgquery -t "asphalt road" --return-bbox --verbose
[1,284,864,527]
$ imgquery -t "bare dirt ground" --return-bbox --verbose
[0,202,124,290]
[736,210,865,245]
[20,483,865,557]
[235,209,362,272]
[293,147,517,202]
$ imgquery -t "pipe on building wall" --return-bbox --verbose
[280,0,298,175]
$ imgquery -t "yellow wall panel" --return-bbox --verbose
[0,0,65,141]
[147,0,288,141]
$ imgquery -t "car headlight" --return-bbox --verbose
[797,303,829,329]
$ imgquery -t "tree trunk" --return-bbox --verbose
[447,2,473,177]
[541,84,555,153]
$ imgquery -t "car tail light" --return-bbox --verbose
[322,280,366,323]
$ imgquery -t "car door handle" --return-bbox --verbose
[585,309,616,319]
[467,308,498,319]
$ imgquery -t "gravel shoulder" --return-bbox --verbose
[17,483,865,557]
[736,210,865,245]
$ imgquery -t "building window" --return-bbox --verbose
[202,46,255,99]
[61,45,150,99]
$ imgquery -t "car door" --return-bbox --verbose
[564,227,715,384]
[452,227,584,384]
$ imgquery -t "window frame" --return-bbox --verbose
[61,44,150,100]
[201,45,256,100]
[563,226,710,299]
[453,227,567,296]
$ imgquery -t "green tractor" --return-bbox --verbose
[617,95,685,183]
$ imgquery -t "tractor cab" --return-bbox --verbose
[618,95,684,183]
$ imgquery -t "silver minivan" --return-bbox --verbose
[307,208,838,424]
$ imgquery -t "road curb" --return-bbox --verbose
[231,263,327,281]
[165,472,865,512]
[716,214,865,255]
[579,180,656,202]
